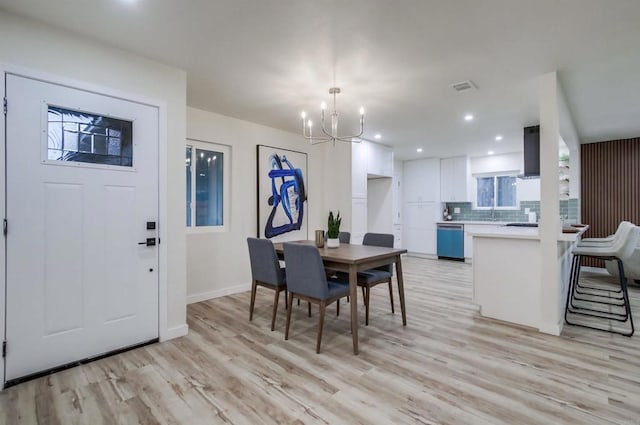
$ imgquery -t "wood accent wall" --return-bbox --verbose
[581,137,640,267]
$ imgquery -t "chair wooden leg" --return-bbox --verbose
[336,299,340,316]
[308,302,312,317]
[361,286,366,305]
[297,298,300,306]
[249,279,257,321]
[388,278,395,314]
[365,286,371,326]
[284,290,288,310]
[317,302,326,353]
[271,288,280,331]
[285,292,294,340]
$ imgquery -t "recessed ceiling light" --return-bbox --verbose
[417,148,423,153]
[464,114,474,121]
[495,135,503,141]
[374,133,382,139]
[488,150,495,155]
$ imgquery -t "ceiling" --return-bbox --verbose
[1,0,639,159]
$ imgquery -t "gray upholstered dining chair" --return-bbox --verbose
[247,237,287,331]
[358,233,395,326]
[283,243,350,353]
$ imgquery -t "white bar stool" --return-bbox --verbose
[564,225,638,336]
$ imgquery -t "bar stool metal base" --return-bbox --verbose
[565,254,634,337]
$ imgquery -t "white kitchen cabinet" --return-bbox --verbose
[464,223,502,261]
[403,160,422,203]
[403,202,438,254]
[352,141,394,243]
[403,158,440,203]
[367,142,393,177]
[393,224,402,248]
[464,227,473,259]
[352,141,368,199]
[351,198,367,245]
[440,156,469,202]
[392,170,402,224]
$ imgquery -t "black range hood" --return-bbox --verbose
[518,125,540,179]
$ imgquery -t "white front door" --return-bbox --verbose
[4,74,159,383]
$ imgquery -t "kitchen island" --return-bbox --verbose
[469,225,588,334]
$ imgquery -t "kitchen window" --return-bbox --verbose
[186,140,230,232]
[476,175,517,208]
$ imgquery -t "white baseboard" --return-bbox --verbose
[406,252,438,260]
[538,322,563,336]
[187,283,251,305]
[162,323,189,341]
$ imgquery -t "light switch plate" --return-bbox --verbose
[454,207,460,213]
[524,208,530,214]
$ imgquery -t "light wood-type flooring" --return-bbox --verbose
[1,256,640,425]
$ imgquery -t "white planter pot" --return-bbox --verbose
[327,238,340,248]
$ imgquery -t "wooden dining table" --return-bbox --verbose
[273,240,408,354]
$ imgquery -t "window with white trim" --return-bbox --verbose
[476,175,517,208]
[186,140,230,231]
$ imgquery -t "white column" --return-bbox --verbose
[538,72,562,334]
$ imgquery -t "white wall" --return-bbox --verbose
[470,152,522,175]
[186,107,337,302]
[324,141,353,232]
[0,11,188,347]
[367,178,393,233]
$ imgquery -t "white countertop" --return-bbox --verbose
[437,221,510,225]
[468,225,589,241]
[468,226,540,240]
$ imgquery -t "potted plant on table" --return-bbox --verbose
[327,211,341,248]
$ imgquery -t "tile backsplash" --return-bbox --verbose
[445,199,578,222]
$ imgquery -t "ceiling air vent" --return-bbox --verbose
[450,80,477,93]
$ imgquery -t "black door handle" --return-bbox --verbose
[138,238,156,247]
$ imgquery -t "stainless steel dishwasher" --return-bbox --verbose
[436,223,464,261]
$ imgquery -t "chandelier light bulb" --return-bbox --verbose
[320,102,326,110]
[359,106,365,115]
[307,120,313,127]
[301,111,306,119]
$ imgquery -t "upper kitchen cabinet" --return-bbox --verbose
[352,141,368,198]
[440,156,470,202]
[352,141,394,198]
[403,158,441,203]
[367,142,393,178]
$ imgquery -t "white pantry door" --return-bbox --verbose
[4,74,159,383]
